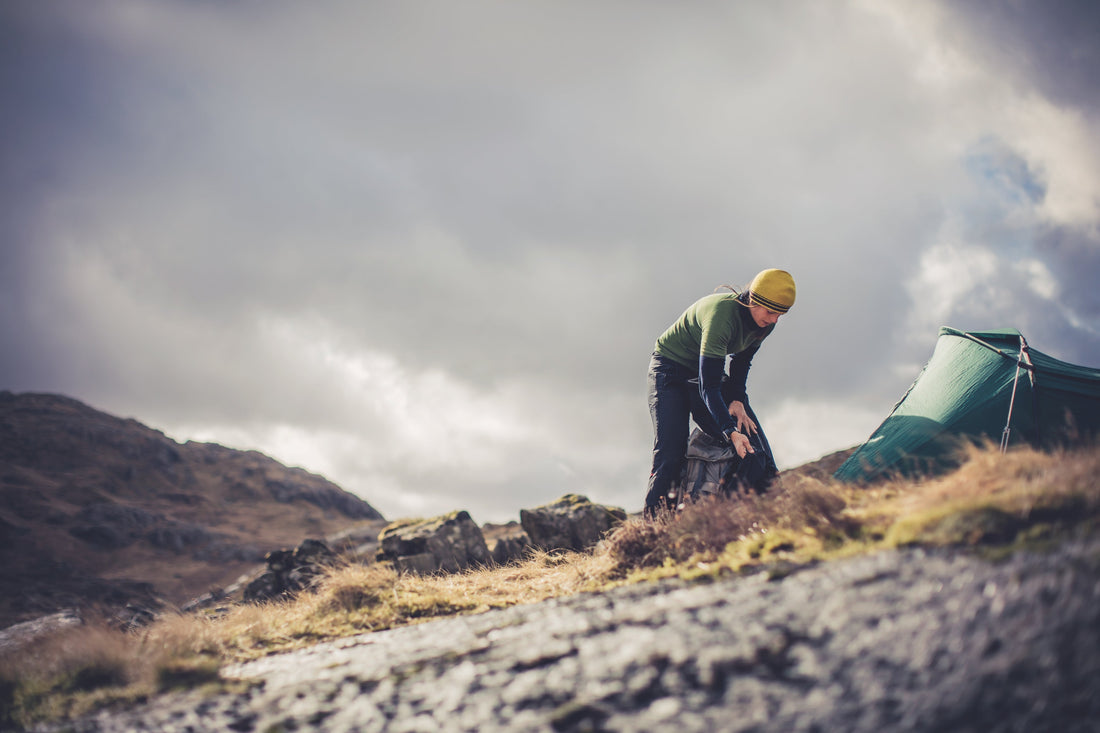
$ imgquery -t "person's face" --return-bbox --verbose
[749,304,782,328]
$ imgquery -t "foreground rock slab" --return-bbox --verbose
[48,537,1100,732]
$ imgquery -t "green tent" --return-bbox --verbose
[834,327,1100,483]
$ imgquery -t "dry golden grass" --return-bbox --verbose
[0,620,221,729]
[4,442,1099,729]
[114,548,617,670]
[604,442,1100,579]
[872,443,1100,547]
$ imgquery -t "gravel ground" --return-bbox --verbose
[43,536,1100,732]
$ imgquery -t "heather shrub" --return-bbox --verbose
[606,477,859,573]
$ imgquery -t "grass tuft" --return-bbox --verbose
[0,623,149,728]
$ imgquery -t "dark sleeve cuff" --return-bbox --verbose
[699,355,738,436]
[724,346,758,403]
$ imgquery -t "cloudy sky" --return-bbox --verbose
[2,1,1098,523]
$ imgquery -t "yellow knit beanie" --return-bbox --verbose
[748,269,796,313]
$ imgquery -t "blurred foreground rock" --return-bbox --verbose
[520,494,627,552]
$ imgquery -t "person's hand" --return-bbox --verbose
[727,400,758,435]
[728,430,754,459]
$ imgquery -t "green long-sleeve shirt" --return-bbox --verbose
[653,292,774,438]
[654,292,773,368]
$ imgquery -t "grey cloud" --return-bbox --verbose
[948,0,1100,115]
[2,1,1098,519]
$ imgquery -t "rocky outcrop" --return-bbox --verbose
[0,609,82,655]
[376,511,492,575]
[371,498,626,574]
[520,494,627,553]
[482,521,532,565]
[325,519,391,563]
[243,539,337,603]
[112,601,164,632]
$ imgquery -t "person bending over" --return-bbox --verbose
[644,268,796,516]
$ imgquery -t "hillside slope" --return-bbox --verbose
[0,391,384,628]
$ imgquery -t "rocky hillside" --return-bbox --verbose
[0,392,384,629]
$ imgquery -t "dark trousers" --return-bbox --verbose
[644,353,778,512]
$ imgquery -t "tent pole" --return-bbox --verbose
[1001,337,1026,453]
[1020,338,1039,444]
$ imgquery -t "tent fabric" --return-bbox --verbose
[834,327,1100,483]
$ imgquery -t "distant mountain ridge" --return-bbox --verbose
[0,391,384,628]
